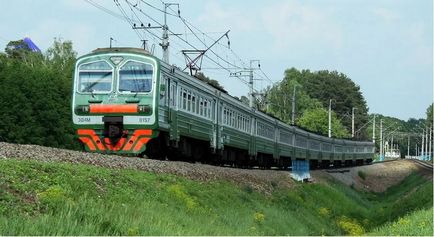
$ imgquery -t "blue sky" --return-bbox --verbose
[0,0,432,121]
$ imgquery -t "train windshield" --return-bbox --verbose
[119,61,153,93]
[78,61,113,93]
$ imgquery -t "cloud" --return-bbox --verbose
[196,1,256,32]
[27,19,95,54]
[371,8,400,23]
[261,1,343,51]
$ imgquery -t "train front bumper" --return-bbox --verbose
[77,128,155,155]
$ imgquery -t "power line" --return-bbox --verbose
[84,0,127,21]
[113,0,145,41]
[144,1,267,84]
[155,0,276,91]
[124,0,252,88]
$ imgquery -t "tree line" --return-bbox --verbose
[254,68,369,139]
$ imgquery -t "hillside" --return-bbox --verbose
[0,142,432,235]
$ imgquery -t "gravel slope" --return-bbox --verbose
[313,160,432,192]
[0,142,294,194]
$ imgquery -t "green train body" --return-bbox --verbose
[72,47,374,167]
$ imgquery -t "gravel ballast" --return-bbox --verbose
[0,142,294,193]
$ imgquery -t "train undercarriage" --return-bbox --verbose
[142,132,373,170]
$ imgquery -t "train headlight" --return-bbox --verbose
[138,105,152,115]
[75,105,90,114]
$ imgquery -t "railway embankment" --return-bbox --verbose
[0,142,432,235]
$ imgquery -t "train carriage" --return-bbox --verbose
[72,47,374,168]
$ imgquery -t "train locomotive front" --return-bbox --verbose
[72,48,160,154]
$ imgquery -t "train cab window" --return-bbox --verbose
[78,61,113,93]
[119,61,153,93]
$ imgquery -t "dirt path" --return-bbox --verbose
[312,160,433,192]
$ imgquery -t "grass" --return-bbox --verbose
[369,207,433,236]
[0,159,432,235]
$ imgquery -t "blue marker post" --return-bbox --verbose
[290,159,311,182]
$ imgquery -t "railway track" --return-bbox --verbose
[410,159,433,170]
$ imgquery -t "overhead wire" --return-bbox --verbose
[123,0,252,87]
[113,0,145,41]
[122,0,187,63]
[154,0,273,91]
[166,3,275,91]
[85,0,128,21]
[86,0,258,90]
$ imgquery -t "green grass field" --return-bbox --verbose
[369,207,433,236]
[0,159,432,235]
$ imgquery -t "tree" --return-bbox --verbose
[5,39,43,67]
[195,72,226,93]
[426,103,433,127]
[0,38,80,150]
[45,38,77,72]
[262,78,322,124]
[296,69,369,139]
[298,108,350,138]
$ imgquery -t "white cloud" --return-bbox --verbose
[27,19,95,54]
[196,1,256,32]
[372,8,400,23]
[261,1,343,51]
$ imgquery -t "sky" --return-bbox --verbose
[0,0,432,121]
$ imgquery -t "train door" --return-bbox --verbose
[158,75,169,126]
[211,98,218,151]
[250,116,256,157]
[168,79,179,143]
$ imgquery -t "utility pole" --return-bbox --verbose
[372,114,376,143]
[426,127,429,160]
[161,3,179,63]
[248,60,260,108]
[291,85,296,125]
[328,99,332,138]
[229,59,261,109]
[407,136,410,157]
[249,63,254,108]
[391,135,394,155]
[351,107,357,138]
[380,119,383,160]
[421,129,425,159]
[132,2,179,64]
[430,126,433,160]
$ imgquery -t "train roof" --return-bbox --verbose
[91,47,152,56]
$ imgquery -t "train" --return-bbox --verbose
[72,47,374,168]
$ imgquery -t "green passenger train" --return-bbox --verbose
[72,47,374,168]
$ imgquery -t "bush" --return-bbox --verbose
[336,216,365,236]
